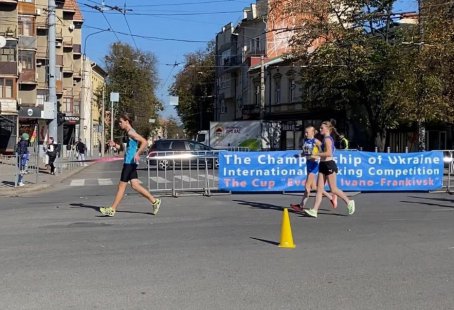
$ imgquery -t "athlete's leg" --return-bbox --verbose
[326,173,350,204]
[130,179,158,204]
[111,181,128,210]
[301,173,316,207]
[312,173,326,212]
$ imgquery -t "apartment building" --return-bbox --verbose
[214,0,347,150]
[0,0,84,154]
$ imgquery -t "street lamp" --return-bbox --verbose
[81,29,110,157]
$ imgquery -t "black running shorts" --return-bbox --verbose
[319,160,338,175]
[120,164,138,182]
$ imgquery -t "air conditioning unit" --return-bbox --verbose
[36,9,42,16]
[37,60,42,66]
[56,42,62,47]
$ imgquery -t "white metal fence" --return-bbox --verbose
[147,150,222,197]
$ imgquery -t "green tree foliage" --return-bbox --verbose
[162,117,186,139]
[283,0,453,150]
[393,0,454,124]
[169,42,215,137]
[104,43,162,140]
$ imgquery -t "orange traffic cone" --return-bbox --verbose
[278,208,296,249]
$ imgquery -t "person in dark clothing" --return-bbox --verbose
[75,139,87,165]
[16,133,30,186]
[45,137,57,175]
[338,133,349,150]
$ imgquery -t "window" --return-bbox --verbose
[254,83,260,106]
[274,76,281,104]
[0,41,16,62]
[63,97,72,113]
[36,90,48,105]
[19,16,35,36]
[0,78,14,98]
[288,78,296,102]
[171,141,186,151]
[19,51,35,70]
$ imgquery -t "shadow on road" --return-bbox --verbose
[233,199,347,216]
[70,203,100,211]
[250,237,279,246]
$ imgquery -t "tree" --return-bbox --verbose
[281,0,430,150]
[104,43,162,139]
[161,117,186,139]
[169,42,215,137]
[393,0,454,145]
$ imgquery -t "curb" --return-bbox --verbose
[0,162,95,197]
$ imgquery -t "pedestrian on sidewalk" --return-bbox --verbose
[290,126,337,212]
[99,113,161,217]
[45,137,58,175]
[304,120,356,218]
[75,139,87,166]
[15,133,30,186]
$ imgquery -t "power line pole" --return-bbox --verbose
[48,0,58,142]
[260,56,265,120]
[417,0,426,151]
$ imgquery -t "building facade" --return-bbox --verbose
[0,0,85,154]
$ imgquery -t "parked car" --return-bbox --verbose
[147,139,219,170]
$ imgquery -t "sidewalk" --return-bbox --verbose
[0,160,96,197]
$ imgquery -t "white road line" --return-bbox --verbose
[98,178,114,186]
[174,175,199,182]
[199,174,219,181]
[150,176,170,183]
[70,179,85,186]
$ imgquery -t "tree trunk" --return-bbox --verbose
[374,129,387,152]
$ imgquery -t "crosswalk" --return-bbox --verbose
[68,174,219,187]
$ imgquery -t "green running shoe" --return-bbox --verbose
[347,200,355,215]
[100,207,116,217]
[304,208,318,218]
[151,198,161,215]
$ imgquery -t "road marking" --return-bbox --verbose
[174,175,199,182]
[70,179,85,186]
[199,174,219,181]
[150,176,170,183]
[99,178,114,186]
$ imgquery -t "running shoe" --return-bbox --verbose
[290,203,302,212]
[304,208,318,218]
[330,195,338,209]
[347,200,355,215]
[151,198,161,215]
[99,206,116,217]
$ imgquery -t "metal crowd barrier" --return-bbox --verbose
[147,150,222,197]
[441,150,453,193]
[0,154,19,187]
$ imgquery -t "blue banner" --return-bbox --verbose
[218,151,444,192]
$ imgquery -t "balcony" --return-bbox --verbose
[36,50,47,60]
[73,68,81,79]
[63,37,73,48]
[18,36,37,50]
[63,63,73,73]
[73,44,81,55]
[242,104,260,116]
[269,102,304,115]
[18,69,37,84]
[0,26,17,38]
[18,1,35,15]
[0,60,17,75]
[0,62,17,75]
[56,80,63,94]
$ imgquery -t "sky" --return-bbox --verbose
[80,0,418,121]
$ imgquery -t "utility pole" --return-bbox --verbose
[417,0,426,151]
[260,56,265,120]
[48,0,58,142]
[101,85,105,157]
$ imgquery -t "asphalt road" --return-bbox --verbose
[0,161,453,310]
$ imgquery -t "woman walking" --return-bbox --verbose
[45,137,57,175]
[99,113,161,217]
[291,126,337,212]
[304,120,355,218]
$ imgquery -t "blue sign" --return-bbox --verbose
[218,151,444,192]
